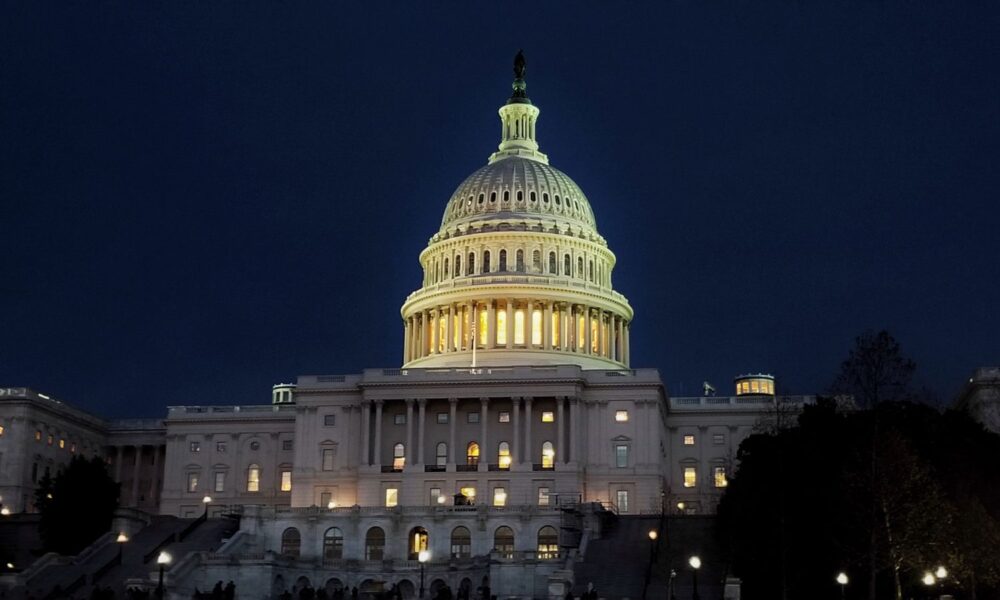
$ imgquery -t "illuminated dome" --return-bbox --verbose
[401,52,633,369]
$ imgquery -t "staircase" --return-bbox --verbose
[650,516,727,600]
[573,515,661,599]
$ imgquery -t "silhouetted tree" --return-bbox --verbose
[35,455,119,555]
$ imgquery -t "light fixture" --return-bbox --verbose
[328,500,337,509]
[202,495,213,504]
[836,572,848,585]
[437,495,446,504]
[648,530,658,541]
[689,556,701,570]
[935,566,947,580]
[0,508,10,516]
[5,563,13,570]
[676,502,685,510]
[157,551,172,565]
[418,550,430,563]
[922,572,936,586]
[116,532,129,543]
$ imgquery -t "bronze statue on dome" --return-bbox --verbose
[513,50,526,80]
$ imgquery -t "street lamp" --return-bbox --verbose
[327,500,337,509]
[835,572,848,599]
[643,530,658,600]
[201,495,212,518]
[0,508,10,516]
[116,532,128,565]
[418,550,430,599]
[689,556,702,600]
[934,566,947,580]
[156,551,172,600]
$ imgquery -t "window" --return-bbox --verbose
[483,250,491,272]
[247,464,261,492]
[513,309,525,344]
[494,526,515,559]
[538,487,550,507]
[516,249,526,272]
[393,443,405,470]
[320,491,332,507]
[187,472,199,493]
[541,441,555,468]
[365,527,385,560]
[58,439,65,449]
[216,441,227,453]
[712,433,725,445]
[577,257,584,277]
[616,490,630,513]
[684,467,697,488]
[537,526,559,559]
[548,252,556,274]
[498,411,510,423]
[498,249,507,272]
[35,430,41,442]
[409,527,429,559]
[459,486,477,504]
[190,441,200,453]
[214,472,225,493]
[551,311,560,346]
[615,410,629,422]
[47,434,53,446]
[436,443,448,467]
[714,467,728,488]
[564,255,571,276]
[615,444,629,468]
[531,309,542,345]
[496,309,507,345]
[280,470,292,492]
[493,487,507,507]
[498,442,511,469]
[683,435,695,446]
[454,255,461,276]
[394,414,406,425]
[282,439,293,451]
[541,411,554,423]
[467,412,479,424]
[437,412,449,424]
[281,528,301,558]
[451,526,472,558]
[323,527,344,563]
[385,488,398,507]
[430,487,442,505]
[467,253,476,275]
[466,442,480,465]
[322,448,335,471]
[324,414,336,426]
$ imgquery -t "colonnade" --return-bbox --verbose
[111,444,165,508]
[402,300,630,365]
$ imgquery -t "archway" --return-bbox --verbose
[408,526,429,560]
[281,527,302,558]
[429,579,447,598]
[293,577,312,595]
[396,580,416,600]
[324,578,344,598]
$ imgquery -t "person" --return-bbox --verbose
[212,583,224,600]
[350,588,358,600]
[224,582,235,600]
[564,589,573,600]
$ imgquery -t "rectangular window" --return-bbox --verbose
[437,413,449,424]
[514,310,525,345]
[247,467,260,492]
[683,435,695,446]
[430,487,442,505]
[58,439,65,449]
[385,488,398,508]
[282,439,293,451]
[616,490,629,513]
[714,467,728,488]
[496,309,508,345]
[187,472,199,493]
[531,309,542,345]
[541,411,554,423]
[216,441,226,453]
[493,487,507,507]
[615,444,628,468]
[477,308,488,347]
[280,470,292,492]
[467,412,479,423]
[320,491,332,507]
[190,441,201,453]
[322,448,335,471]
[498,411,510,423]
[615,410,629,422]
[684,467,697,488]
[538,487,550,507]
[70,443,76,453]
[214,472,225,493]
[551,311,560,347]
[394,414,406,425]
[324,414,336,426]
[35,430,41,442]
[712,433,725,445]
[460,486,477,504]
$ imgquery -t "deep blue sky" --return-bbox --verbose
[2,3,998,417]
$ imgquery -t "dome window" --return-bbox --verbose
[554,195,561,206]
[564,255,571,276]
[483,251,491,273]
[503,190,509,202]
[515,250,525,272]
[530,191,536,203]
[543,193,549,204]
[490,192,497,203]
[548,252,557,274]
[478,193,484,205]
[444,258,449,277]
[532,250,541,272]
[577,257,584,278]
[499,250,507,272]
[467,196,473,207]
[517,190,523,202]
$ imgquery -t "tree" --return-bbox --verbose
[35,456,119,555]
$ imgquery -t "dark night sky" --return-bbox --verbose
[2,3,998,417]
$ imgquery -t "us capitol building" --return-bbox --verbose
[0,55,822,599]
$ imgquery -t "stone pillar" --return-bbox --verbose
[403,318,411,363]
[361,401,371,466]
[610,315,617,362]
[513,398,521,465]
[505,299,514,349]
[130,445,142,507]
[448,398,458,465]
[524,397,533,466]
[445,304,454,353]
[114,446,123,483]
[417,399,427,465]
[623,322,630,366]
[543,302,552,350]
[373,400,384,468]
[584,307,592,355]
[479,397,489,471]
[570,398,580,464]
[405,399,415,467]
[557,397,566,464]
[149,444,160,505]
[430,309,439,355]
[526,300,535,347]
[561,305,569,352]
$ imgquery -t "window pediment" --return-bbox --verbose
[611,435,631,442]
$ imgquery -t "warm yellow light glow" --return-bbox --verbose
[935,566,947,580]
[247,466,260,492]
[676,502,685,510]
[413,531,428,552]
[438,316,446,352]
[453,314,460,350]
[531,309,542,345]
[418,549,430,563]
[836,573,848,585]
[714,467,728,488]
[590,318,599,353]
[684,435,695,445]
[436,494,446,504]
[496,309,507,345]
[328,500,337,509]
[460,486,476,499]
[202,495,213,504]
[466,442,480,465]
[385,488,398,507]
[615,410,628,422]
[157,551,172,565]
[116,532,129,543]
[280,471,292,491]
[577,315,585,349]
[648,530,658,540]
[689,556,701,570]
[478,308,487,347]
[542,443,555,468]
[922,572,936,586]
[514,309,525,344]
[551,312,560,346]
[541,411,554,423]
[498,443,511,469]
[0,508,10,516]
[684,467,697,488]
[493,488,507,507]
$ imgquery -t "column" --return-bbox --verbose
[417,399,427,465]
[479,397,489,471]
[361,401,371,466]
[505,299,514,349]
[599,311,607,357]
[524,397,533,466]
[561,305,570,352]
[114,446,123,483]
[445,304,454,353]
[405,399,415,468]
[557,397,566,464]
[430,309,439,355]
[148,444,160,504]
[513,398,521,465]
[526,300,534,347]
[465,302,473,350]
[610,315,617,362]
[623,322,630,366]
[448,398,458,465]
[570,398,580,464]
[543,302,552,350]
[584,306,592,355]
[373,400,384,468]
[403,318,411,363]
[486,301,496,349]
[130,445,142,506]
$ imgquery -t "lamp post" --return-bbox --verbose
[934,566,947,599]
[156,551,172,600]
[202,495,212,518]
[688,556,701,600]
[418,550,430,599]
[835,572,848,600]
[642,530,658,600]
[116,532,128,565]
[921,572,937,600]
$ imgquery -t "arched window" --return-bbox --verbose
[365,527,385,560]
[537,526,559,559]
[247,463,260,492]
[541,441,555,468]
[483,251,491,273]
[589,260,594,282]
[409,526,429,560]
[515,250,524,272]
[444,258,449,277]
[466,442,480,466]
[503,190,509,202]
[548,252,556,274]
[564,255,571,276]
[478,193,484,205]
[530,191,537,203]
[497,442,511,469]
[494,526,515,559]
[393,443,405,470]
[468,253,475,275]
[436,442,448,467]
[554,194,561,206]
[451,526,472,559]
[577,257,584,277]
[490,191,496,203]
[323,527,344,564]
[281,527,301,558]
[499,250,507,272]
[517,190,523,202]
[543,193,549,204]
[455,255,461,276]
[532,250,541,272]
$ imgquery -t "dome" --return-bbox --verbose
[440,157,598,232]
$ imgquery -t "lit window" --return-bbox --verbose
[214,472,225,492]
[551,311,560,346]
[477,308,487,346]
[714,467,728,488]
[324,414,336,426]
[498,411,510,423]
[216,441,226,453]
[187,472,199,492]
[538,487,550,506]
[541,441,555,468]
[498,442,511,469]
[514,309,525,344]
[393,443,405,470]
[385,488,398,507]
[394,414,406,425]
[466,442,480,466]
[247,464,260,492]
[712,433,725,445]
[459,486,476,504]
[531,309,542,345]
[280,470,292,492]
[190,441,200,452]
[541,411,554,423]
[436,442,447,467]
[58,439,65,449]
[0,425,5,436]
[683,435,695,446]
[496,309,508,345]
[591,318,599,353]
[615,445,628,468]
[322,448,335,471]
[429,487,441,505]
[615,410,629,422]
[493,487,507,507]
[577,315,585,349]
[468,412,479,424]
[437,413,449,424]
[537,526,559,559]
[616,490,630,513]
[438,315,446,353]
[35,430,41,442]
[683,467,697,488]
